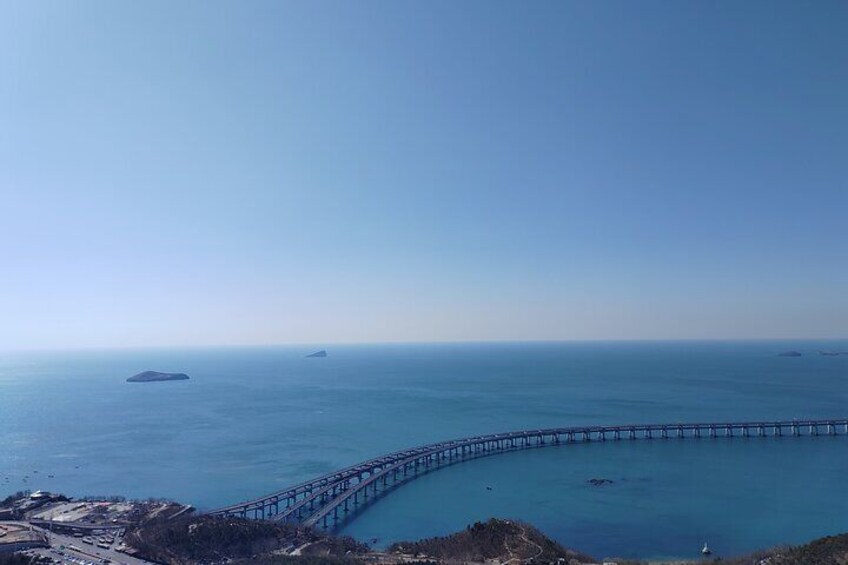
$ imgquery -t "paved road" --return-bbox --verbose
[24,527,154,565]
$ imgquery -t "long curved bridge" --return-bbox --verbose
[209,418,848,529]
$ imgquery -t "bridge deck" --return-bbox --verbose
[209,418,848,527]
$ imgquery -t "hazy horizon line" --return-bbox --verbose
[3,336,847,355]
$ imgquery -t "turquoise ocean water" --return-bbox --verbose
[1,341,846,560]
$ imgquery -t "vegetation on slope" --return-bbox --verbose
[231,556,361,565]
[758,532,848,565]
[120,512,848,565]
[615,533,848,565]
[388,518,595,564]
[124,515,365,565]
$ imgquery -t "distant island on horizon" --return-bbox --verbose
[127,371,190,383]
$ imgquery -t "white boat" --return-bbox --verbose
[702,542,711,555]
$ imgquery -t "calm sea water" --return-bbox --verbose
[1,341,846,560]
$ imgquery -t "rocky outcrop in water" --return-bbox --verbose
[306,350,328,358]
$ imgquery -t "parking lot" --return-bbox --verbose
[22,528,154,565]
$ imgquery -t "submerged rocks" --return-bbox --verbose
[587,478,614,486]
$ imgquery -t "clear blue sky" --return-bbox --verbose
[1,1,846,349]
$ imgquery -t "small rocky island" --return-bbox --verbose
[127,371,190,383]
[778,350,802,357]
[306,350,327,358]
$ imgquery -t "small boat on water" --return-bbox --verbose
[702,542,712,555]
